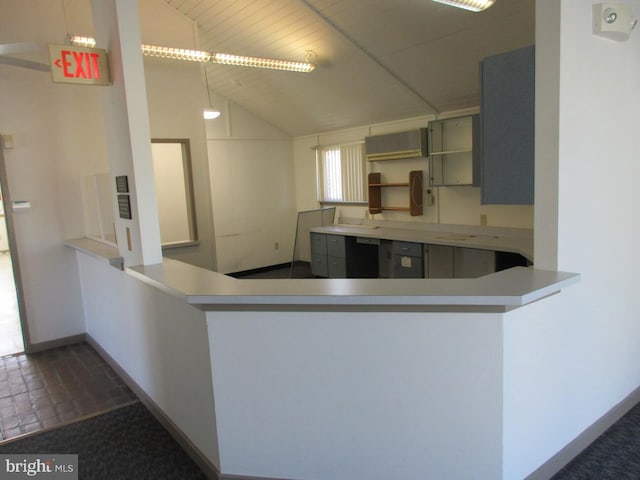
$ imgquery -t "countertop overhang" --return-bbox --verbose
[66,237,579,313]
[127,259,579,312]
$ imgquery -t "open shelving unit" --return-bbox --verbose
[428,114,478,187]
[368,170,423,216]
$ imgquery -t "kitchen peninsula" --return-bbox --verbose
[66,233,574,312]
[66,235,578,480]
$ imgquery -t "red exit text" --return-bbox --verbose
[48,44,110,86]
[54,50,102,80]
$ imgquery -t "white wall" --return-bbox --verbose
[0,0,217,344]
[207,310,503,479]
[0,0,100,344]
[293,111,534,230]
[77,253,220,468]
[502,1,640,478]
[206,100,297,273]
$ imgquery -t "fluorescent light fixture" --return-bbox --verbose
[211,52,315,73]
[141,44,211,62]
[431,0,496,12]
[203,109,221,120]
[68,35,315,73]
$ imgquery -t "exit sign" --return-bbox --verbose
[49,44,110,86]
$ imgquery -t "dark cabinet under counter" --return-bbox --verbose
[391,241,424,278]
[310,228,532,279]
[310,233,378,278]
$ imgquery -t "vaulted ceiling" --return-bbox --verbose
[164,0,535,136]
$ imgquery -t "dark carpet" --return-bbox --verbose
[552,401,640,479]
[0,402,208,479]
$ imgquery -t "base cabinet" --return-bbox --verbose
[453,248,496,278]
[378,241,393,278]
[310,233,377,278]
[391,241,423,278]
[310,233,329,277]
[426,245,496,279]
[426,244,455,278]
[312,232,529,279]
[326,234,347,278]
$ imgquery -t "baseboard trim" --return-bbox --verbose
[26,334,87,354]
[85,335,221,480]
[525,384,640,480]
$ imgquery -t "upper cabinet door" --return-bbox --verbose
[480,45,535,205]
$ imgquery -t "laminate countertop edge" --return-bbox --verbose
[65,237,124,270]
[125,259,580,312]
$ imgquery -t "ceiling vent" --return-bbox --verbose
[365,128,428,161]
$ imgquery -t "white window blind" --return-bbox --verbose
[318,143,366,203]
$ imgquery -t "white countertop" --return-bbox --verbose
[310,223,533,261]
[64,237,124,270]
[66,236,579,312]
[127,258,578,312]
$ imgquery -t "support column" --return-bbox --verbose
[533,0,561,270]
[91,0,162,266]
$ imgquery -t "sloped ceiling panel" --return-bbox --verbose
[164,0,534,136]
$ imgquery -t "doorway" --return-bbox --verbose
[0,147,26,356]
[0,238,23,355]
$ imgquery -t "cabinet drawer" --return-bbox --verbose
[392,253,423,278]
[326,234,346,257]
[327,256,347,278]
[310,233,327,255]
[310,254,328,277]
[356,236,380,245]
[392,241,422,257]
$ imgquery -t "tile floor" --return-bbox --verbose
[0,252,23,356]
[0,342,137,441]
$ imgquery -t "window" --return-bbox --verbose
[317,142,366,203]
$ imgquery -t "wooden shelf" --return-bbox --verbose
[368,171,423,216]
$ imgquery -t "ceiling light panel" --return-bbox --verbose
[211,53,315,72]
[141,44,212,62]
[431,0,496,12]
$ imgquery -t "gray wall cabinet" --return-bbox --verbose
[480,45,535,205]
